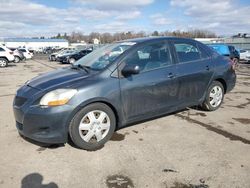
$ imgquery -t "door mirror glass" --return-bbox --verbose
[121,64,140,77]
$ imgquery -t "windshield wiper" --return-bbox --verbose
[71,64,90,73]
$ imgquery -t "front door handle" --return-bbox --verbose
[168,73,175,79]
[206,65,210,71]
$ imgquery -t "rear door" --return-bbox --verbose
[171,39,214,106]
[118,40,179,122]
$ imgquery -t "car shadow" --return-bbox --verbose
[19,106,202,150]
[6,64,17,68]
[117,108,190,131]
[19,134,64,149]
[21,173,58,188]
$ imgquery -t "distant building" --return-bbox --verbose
[222,37,250,50]
[1,38,69,51]
[196,37,250,49]
[71,41,87,49]
[195,38,224,44]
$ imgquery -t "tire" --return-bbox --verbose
[69,103,116,150]
[69,58,75,64]
[14,56,20,63]
[202,81,224,111]
[0,58,8,68]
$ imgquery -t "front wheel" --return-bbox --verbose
[202,81,224,111]
[0,58,8,68]
[14,56,20,63]
[69,103,116,150]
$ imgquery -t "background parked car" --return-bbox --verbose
[18,48,33,60]
[55,49,77,62]
[0,45,15,67]
[207,44,240,64]
[58,49,93,64]
[9,48,25,63]
[49,48,74,61]
[43,47,53,54]
[239,49,250,63]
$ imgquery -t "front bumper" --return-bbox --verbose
[13,100,74,144]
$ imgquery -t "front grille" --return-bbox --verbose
[14,96,27,107]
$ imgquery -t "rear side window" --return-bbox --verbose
[198,44,210,59]
[124,41,172,73]
[0,47,5,52]
[174,42,200,63]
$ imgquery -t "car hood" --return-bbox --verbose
[27,67,90,90]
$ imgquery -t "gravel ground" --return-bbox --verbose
[0,55,250,188]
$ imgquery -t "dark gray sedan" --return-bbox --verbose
[13,37,236,150]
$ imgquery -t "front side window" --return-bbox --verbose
[174,42,201,63]
[123,42,172,73]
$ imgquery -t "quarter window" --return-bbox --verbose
[124,42,172,73]
[0,47,5,52]
[198,45,210,59]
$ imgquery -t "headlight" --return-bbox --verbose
[40,89,77,106]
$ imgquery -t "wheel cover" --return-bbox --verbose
[14,57,19,63]
[0,60,6,67]
[209,86,223,107]
[78,110,111,143]
[69,58,75,64]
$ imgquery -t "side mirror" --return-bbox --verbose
[121,64,140,77]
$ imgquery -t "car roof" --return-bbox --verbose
[207,43,229,47]
[118,36,195,44]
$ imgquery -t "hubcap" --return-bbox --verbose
[78,110,110,143]
[69,58,75,64]
[0,60,7,67]
[209,86,223,107]
[14,57,19,63]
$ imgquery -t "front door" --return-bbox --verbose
[118,41,179,122]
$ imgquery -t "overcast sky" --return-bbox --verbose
[0,0,249,38]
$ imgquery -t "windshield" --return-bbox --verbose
[75,42,136,70]
[60,50,75,55]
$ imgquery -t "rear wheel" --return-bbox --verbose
[69,58,75,64]
[202,81,224,111]
[50,56,56,61]
[14,56,20,63]
[69,103,116,150]
[0,58,8,68]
